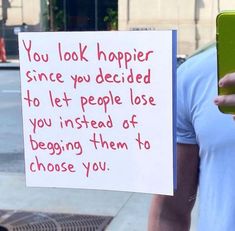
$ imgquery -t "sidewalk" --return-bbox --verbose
[0,171,198,230]
[0,172,152,230]
[0,59,19,69]
[0,59,198,230]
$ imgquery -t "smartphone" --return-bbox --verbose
[216,11,235,114]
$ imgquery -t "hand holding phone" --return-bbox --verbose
[216,11,235,114]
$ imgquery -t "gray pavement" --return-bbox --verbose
[0,60,198,230]
[0,173,152,230]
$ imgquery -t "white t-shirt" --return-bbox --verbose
[177,45,235,231]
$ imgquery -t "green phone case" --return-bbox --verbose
[216,11,235,114]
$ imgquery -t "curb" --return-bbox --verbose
[0,60,20,70]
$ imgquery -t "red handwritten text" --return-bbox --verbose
[49,90,72,107]
[24,90,40,107]
[130,88,156,106]
[89,133,128,150]
[70,74,90,89]
[80,90,122,113]
[59,114,113,130]
[58,42,88,62]
[30,156,76,173]
[96,67,151,84]
[135,133,151,150]
[29,134,83,155]
[83,161,109,177]
[97,42,154,69]
[22,40,49,62]
[26,69,64,84]
[29,117,52,134]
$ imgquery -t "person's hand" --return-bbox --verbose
[214,73,235,106]
[214,73,235,119]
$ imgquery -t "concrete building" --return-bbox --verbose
[0,0,117,57]
[0,0,45,57]
[1,0,235,57]
[119,0,235,55]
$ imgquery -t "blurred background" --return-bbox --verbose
[0,1,234,230]
[0,0,235,60]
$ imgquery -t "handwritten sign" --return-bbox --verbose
[18,31,176,195]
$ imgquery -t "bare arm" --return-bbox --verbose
[148,143,199,231]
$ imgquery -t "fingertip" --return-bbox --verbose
[218,79,224,87]
[214,96,222,105]
[214,98,219,105]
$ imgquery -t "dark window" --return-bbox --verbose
[67,1,95,31]
[54,0,118,31]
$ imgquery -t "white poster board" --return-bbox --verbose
[18,31,176,195]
